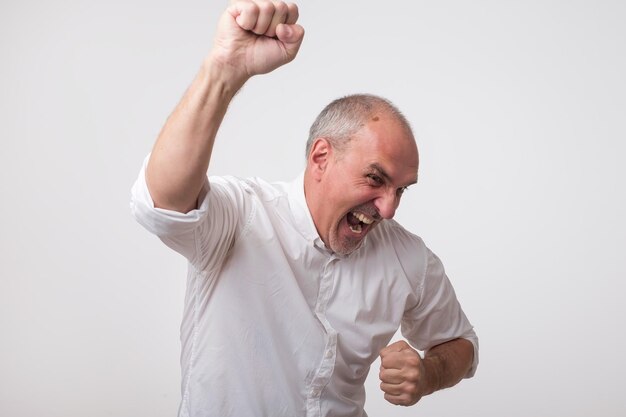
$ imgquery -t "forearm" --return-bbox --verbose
[145,1,303,213]
[421,338,474,395]
[146,57,246,213]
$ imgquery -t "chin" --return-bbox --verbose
[328,234,364,256]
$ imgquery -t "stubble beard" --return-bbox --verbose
[327,204,380,256]
[328,228,363,256]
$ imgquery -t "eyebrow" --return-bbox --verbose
[368,163,392,182]
[368,163,418,186]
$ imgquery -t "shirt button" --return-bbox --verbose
[312,388,320,396]
[325,350,333,359]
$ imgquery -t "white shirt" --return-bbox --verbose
[131,158,478,417]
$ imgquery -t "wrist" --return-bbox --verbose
[421,355,443,396]
[202,51,249,96]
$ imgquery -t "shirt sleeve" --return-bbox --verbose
[130,155,245,272]
[401,248,479,378]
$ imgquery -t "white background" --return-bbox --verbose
[1,0,625,416]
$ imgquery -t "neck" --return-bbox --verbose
[303,168,326,245]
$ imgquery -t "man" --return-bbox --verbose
[131,1,478,416]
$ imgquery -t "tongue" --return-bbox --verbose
[347,212,361,226]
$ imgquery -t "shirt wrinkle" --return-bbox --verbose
[130,160,479,417]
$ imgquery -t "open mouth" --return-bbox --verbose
[346,211,375,234]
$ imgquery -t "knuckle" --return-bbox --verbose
[287,2,298,14]
[406,369,420,382]
[405,354,420,367]
[273,1,288,14]
[403,382,418,395]
[247,2,260,15]
[258,1,274,14]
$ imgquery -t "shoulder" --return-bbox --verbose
[209,175,287,201]
[206,175,293,227]
[366,220,431,284]
[370,219,428,257]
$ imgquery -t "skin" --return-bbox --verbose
[304,111,474,405]
[379,339,474,406]
[145,0,474,407]
[146,0,304,213]
[303,112,419,255]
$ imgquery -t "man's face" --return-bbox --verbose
[313,114,419,255]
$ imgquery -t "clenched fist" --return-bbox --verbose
[379,340,430,406]
[210,0,305,86]
[146,1,304,212]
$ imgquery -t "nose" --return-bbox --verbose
[374,190,399,220]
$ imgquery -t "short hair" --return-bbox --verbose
[305,94,413,159]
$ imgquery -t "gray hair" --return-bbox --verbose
[305,94,413,159]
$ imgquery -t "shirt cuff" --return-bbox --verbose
[130,154,211,237]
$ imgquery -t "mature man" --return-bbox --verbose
[131,1,478,416]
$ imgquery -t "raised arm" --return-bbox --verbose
[146,0,304,213]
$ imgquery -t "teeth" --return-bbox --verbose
[349,223,363,234]
[352,212,374,225]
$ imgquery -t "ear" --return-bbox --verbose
[307,138,332,180]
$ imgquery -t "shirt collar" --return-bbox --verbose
[285,172,372,257]
[286,171,326,249]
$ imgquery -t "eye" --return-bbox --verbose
[397,186,409,196]
[366,174,384,186]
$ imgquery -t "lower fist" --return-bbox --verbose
[379,340,427,406]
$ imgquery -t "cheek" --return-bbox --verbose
[326,180,375,213]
